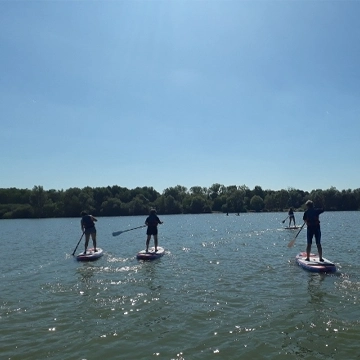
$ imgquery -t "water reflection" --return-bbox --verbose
[76,263,97,283]
[138,260,162,292]
[307,273,326,304]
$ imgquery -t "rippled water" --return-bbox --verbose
[1,212,359,360]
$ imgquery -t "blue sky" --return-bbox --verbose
[1,0,359,194]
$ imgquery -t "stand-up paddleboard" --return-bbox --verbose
[285,226,300,230]
[137,246,165,260]
[76,248,103,261]
[296,252,336,273]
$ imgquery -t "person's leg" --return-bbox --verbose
[315,228,323,261]
[91,232,97,251]
[84,233,90,254]
[154,234,158,252]
[146,235,151,252]
[306,228,312,260]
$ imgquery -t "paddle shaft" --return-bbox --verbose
[112,225,146,237]
[282,215,289,223]
[72,232,85,256]
[287,222,305,248]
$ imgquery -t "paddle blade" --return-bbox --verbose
[112,231,123,237]
[287,222,305,248]
[287,239,296,248]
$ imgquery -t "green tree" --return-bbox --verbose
[208,183,223,200]
[187,195,211,213]
[43,200,63,217]
[264,192,276,211]
[164,195,183,214]
[287,188,304,209]
[128,195,149,215]
[340,189,358,210]
[252,185,265,199]
[212,195,227,212]
[4,204,34,218]
[189,186,207,196]
[308,189,325,208]
[227,190,246,213]
[63,188,82,217]
[250,195,264,212]
[163,185,188,203]
[322,187,340,211]
[29,185,47,217]
[273,190,289,211]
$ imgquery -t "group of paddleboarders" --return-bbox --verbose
[79,208,163,255]
[287,200,325,261]
[78,201,324,261]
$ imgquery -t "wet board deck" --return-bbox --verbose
[137,246,165,260]
[285,226,301,230]
[296,252,336,273]
[76,248,104,261]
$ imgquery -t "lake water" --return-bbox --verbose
[1,212,359,360]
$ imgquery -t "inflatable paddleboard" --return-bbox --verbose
[137,246,165,260]
[76,248,104,261]
[296,252,336,273]
[285,226,300,230]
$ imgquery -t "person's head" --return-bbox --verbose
[305,200,314,208]
[81,211,88,216]
[289,207,293,211]
[150,208,157,215]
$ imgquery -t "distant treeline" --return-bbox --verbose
[0,184,359,219]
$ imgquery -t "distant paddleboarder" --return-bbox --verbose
[145,209,163,253]
[288,207,296,227]
[80,211,98,254]
[303,200,324,262]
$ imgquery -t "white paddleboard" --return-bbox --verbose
[136,246,165,260]
[76,248,104,261]
[296,252,336,273]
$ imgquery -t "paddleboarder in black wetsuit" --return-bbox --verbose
[145,209,163,253]
[288,207,296,227]
[80,211,98,254]
[303,200,324,261]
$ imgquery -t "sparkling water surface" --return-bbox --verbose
[1,212,359,360]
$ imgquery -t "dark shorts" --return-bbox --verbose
[147,226,158,236]
[307,227,321,245]
[84,227,96,235]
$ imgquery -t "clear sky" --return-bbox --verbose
[1,0,359,194]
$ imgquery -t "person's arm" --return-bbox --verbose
[91,215,98,222]
[81,220,84,231]
[302,212,307,225]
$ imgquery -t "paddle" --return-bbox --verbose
[287,222,305,248]
[112,225,146,237]
[72,232,85,256]
[282,216,289,224]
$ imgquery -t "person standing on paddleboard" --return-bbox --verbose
[80,211,98,254]
[303,200,324,261]
[145,209,163,253]
[288,207,296,227]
